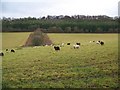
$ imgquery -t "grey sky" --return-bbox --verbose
[1,0,119,18]
[118,1,120,17]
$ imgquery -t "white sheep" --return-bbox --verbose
[73,45,80,49]
[96,41,100,44]
[89,41,92,43]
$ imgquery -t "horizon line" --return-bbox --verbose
[1,14,119,19]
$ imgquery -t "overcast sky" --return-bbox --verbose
[1,0,120,18]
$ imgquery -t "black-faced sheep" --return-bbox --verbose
[100,41,104,45]
[6,49,8,51]
[76,43,80,45]
[0,52,4,56]
[11,49,15,53]
[54,46,60,51]
[67,43,70,45]
[98,40,101,43]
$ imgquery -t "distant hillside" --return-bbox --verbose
[1,15,119,33]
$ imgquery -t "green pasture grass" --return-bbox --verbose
[48,33,118,44]
[1,33,118,88]
[2,32,30,50]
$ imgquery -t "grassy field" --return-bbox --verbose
[1,33,118,88]
[1,32,30,50]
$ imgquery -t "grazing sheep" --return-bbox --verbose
[33,46,39,48]
[100,41,104,45]
[61,43,64,47]
[76,43,80,45]
[54,46,60,51]
[0,52,4,56]
[45,45,48,46]
[89,41,92,43]
[73,45,80,49]
[11,49,15,53]
[6,49,8,51]
[96,41,100,44]
[50,44,53,46]
[60,43,64,47]
[98,40,101,43]
[67,43,70,45]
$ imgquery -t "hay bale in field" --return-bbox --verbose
[43,33,53,45]
[24,28,52,46]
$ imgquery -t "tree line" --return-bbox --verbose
[1,15,119,33]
